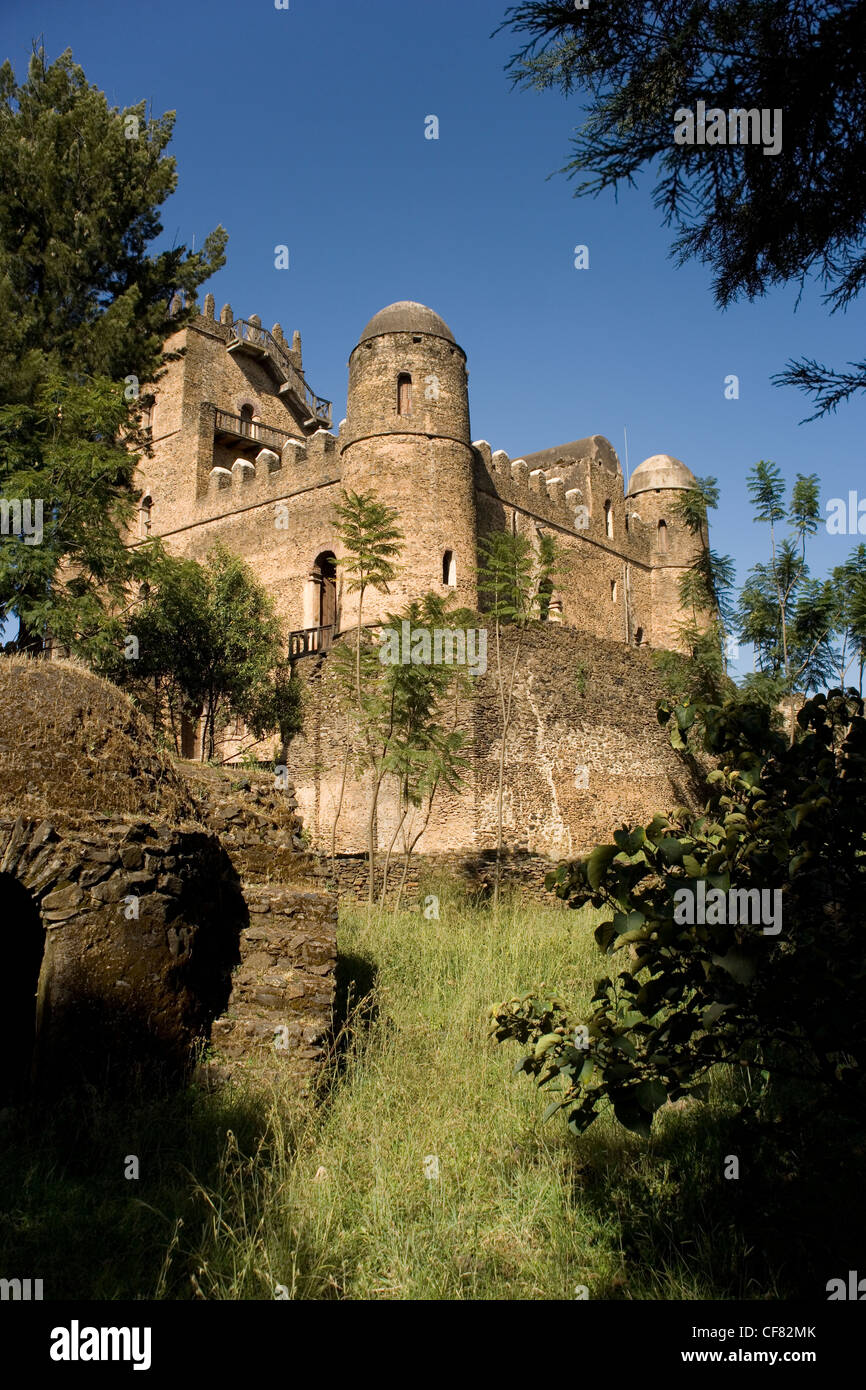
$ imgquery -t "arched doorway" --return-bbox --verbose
[314,551,337,632]
[0,873,45,1104]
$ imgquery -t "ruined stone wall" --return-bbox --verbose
[285,625,704,863]
[313,849,569,907]
[0,659,338,1098]
[182,765,337,1082]
[0,813,245,1095]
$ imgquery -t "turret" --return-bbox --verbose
[339,301,478,625]
[626,453,705,650]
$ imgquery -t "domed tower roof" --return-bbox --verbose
[627,453,697,496]
[358,301,456,345]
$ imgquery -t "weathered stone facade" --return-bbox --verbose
[136,298,706,654]
[289,623,704,863]
[132,299,710,862]
[0,659,336,1100]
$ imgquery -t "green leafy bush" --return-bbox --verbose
[491,689,866,1137]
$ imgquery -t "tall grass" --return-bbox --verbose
[3,880,858,1299]
[182,882,759,1300]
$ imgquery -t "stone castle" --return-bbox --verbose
[134,298,707,864]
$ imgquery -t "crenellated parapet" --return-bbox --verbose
[473,439,596,533]
[195,428,341,523]
[189,300,305,374]
[473,438,656,567]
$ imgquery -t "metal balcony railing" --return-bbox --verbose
[228,319,332,428]
[214,409,296,453]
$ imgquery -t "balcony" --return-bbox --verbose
[214,409,297,454]
[289,625,335,660]
[226,318,332,430]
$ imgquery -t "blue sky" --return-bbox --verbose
[4,0,865,673]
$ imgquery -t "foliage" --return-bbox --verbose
[736,461,837,708]
[98,544,300,760]
[498,2,866,418]
[330,489,405,870]
[331,591,471,906]
[477,529,565,908]
[830,544,866,693]
[0,370,150,653]
[0,46,226,648]
[491,687,866,1137]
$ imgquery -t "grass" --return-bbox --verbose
[1,878,861,1299]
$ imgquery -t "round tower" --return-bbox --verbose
[626,453,705,650]
[340,301,478,626]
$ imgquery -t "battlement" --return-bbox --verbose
[195,427,341,523]
[473,439,600,530]
[472,439,659,567]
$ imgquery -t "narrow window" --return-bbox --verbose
[610,579,617,603]
[657,519,668,553]
[442,549,456,587]
[239,403,254,436]
[397,373,412,416]
[604,500,613,539]
[538,578,553,621]
[635,626,643,645]
[139,496,153,539]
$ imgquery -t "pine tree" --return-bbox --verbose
[0,46,227,651]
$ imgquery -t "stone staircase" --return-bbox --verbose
[182,764,337,1087]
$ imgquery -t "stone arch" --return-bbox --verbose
[312,550,337,630]
[0,871,45,1105]
[238,401,261,441]
[0,812,245,1099]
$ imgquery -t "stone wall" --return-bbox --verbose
[0,659,339,1100]
[285,624,704,863]
[0,813,245,1099]
[313,849,569,907]
[183,765,337,1084]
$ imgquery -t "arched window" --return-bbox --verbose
[442,550,456,587]
[610,579,617,603]
[314,550,338,630]
[397,373,412,416]
[239,403,255,436]
[139,496,153,540]
[604,500,613,539]
[657,519,668,553]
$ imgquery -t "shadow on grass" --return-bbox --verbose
[0,1077,272,1300]
[561,1085,866,1300]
